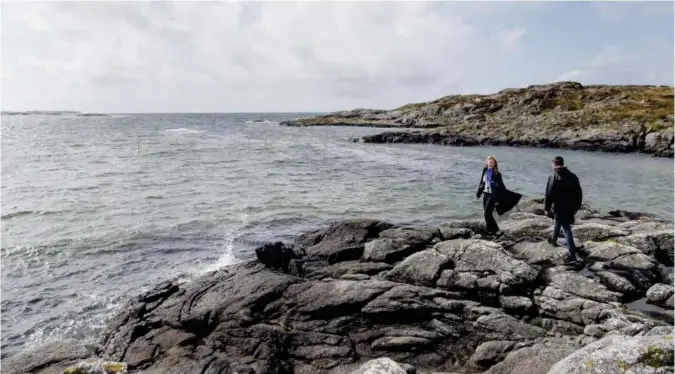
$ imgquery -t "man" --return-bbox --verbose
[544,156,583,263]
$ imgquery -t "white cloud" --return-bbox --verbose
[492,27,526,52]
[590,46,624,68]
[2,2,478,112]
[1,2,672,112]
[556,70,592,82]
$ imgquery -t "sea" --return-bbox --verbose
[1,112,673,358]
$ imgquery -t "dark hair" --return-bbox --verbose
[553,156,565,166]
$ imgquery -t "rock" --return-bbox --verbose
[506,241,566,266]
[255,241,296,271]
[469,340,517,369]
[647,284,675,306]
[384,249,452,287]
[484,339,580,374]
[616,230,674,266]
[499,296,534,314]
[3,210,672,374]
[500,218,552,239]
[64,360,128,374]
[362,239,425,263]
[435,239,539,288]
[566,223,629,243]
[439,227,474,240]
[548,333,674,374]
[295,219,395,263]
[350,358,408,374]
[2,340,91,374]
[291,84,674,158]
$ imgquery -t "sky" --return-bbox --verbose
[1,1,673,113]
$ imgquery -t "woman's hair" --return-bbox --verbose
[485,155,500,173]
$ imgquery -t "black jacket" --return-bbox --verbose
[476,168,522,215]
[545,167,583,220]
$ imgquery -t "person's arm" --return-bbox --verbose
[476,169,486,199]
[574,175,583,212]
[544,175,554,212]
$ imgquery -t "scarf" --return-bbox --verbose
[486,169,497,193]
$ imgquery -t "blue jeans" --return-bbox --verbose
[552,214,577,257]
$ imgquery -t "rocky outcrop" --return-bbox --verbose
[3,198,673,374]
[281,82,674,157]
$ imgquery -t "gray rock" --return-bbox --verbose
[469,340,517,368]
[647,284,675,305]
[596,271,637,295]
[350,358,407,374]
[507,241,566,266]
[439,227,474,240]
[295,219,395,263]
[378,227,440,244]
[484,339,580,374]
[385,249,452,287]
[362,238,424,263]
[500,218,552,239]
[2,340,92,374]
[616,230,674,266]
[547,333,674,374]
[567,223,629,243]
[436,270,479,290]
[435,239,539,287]
[499,296,534,314]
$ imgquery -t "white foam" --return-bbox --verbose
[164,128,202,134]
[200,213,249,274]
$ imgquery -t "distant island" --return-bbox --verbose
[2,110,108,117]
[281,81,675,157]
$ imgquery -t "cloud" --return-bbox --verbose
[492,27,526,52]
[2,2,673,112]
[556,70,592,82]
[590,46,625,68]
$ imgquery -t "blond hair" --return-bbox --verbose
[485,155,500,173]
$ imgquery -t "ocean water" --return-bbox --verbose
[1,113,673,358]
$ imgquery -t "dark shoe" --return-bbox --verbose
[547,238,559,247]
[563,253,578,264]
[495,231,504,238]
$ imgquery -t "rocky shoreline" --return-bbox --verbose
[281,82,675,158]
[4,197,674,374]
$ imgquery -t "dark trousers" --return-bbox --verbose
[482,193,500,233]
[552,213,577,257]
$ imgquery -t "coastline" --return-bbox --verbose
[4,196,674,374]
[280,82,675,158]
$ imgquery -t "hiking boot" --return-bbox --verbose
[563,253,578,264]
[547,238,558,247]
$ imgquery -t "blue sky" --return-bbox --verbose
[2,1,673,112]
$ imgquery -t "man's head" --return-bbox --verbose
[552,156,565,170]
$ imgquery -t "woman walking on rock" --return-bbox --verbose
[476,155,522,237]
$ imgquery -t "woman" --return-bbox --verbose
[476,155,522,236]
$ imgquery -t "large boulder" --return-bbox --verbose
[547,333,674,374]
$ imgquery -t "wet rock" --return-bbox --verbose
[2,340,92,374]
[255,241,296,271]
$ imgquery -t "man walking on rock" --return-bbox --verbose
[545,156,583,264]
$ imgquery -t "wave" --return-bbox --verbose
[244,120,276,125]
[164,128,202,134]
[1,210,66,220]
